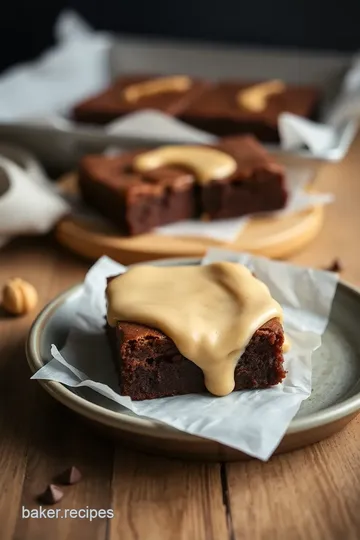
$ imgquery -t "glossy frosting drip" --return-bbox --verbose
[106,262,283,396]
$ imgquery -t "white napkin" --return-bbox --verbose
[0,146,69,247]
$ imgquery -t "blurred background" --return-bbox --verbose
[1,0,360,73]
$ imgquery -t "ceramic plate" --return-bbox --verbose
[26,258,360,461]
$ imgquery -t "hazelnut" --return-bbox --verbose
[2,278,38,316]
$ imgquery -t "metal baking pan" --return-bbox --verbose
[0,36,356,171]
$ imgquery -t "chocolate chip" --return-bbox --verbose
[56,466,82,485]
[38,484,64,505]
[324,259,343,273]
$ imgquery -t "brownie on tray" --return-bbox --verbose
[78,150,196,235]
[107,318,285,400]
[78,136,287,236]
[73,74,209,125]
[180,80,321,141]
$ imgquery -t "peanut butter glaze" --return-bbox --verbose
[106,262,283,397]
[133,146,237,184]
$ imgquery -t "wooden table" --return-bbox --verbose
[1,137,360,540]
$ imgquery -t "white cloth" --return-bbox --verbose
[32,251,339,461]
[0,146,69,247]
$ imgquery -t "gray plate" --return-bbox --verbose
[26,258,360,460]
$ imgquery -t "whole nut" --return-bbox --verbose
[122,76,192,103]
[237,79,286,112]
[2,278,38,315]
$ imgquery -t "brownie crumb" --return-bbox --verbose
[324,259,343,273]
[107,317,285,400]
[38,484,64,505]
[56,466,82,485]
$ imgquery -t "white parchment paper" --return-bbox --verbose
[0,147,69,248]
[32,250,339,460]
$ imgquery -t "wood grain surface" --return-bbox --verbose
[2,134,360,539]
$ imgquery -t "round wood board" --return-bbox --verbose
[56,172,325,265]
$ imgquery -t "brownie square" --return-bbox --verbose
[180,81,321,141]
[78,151,196,235]
[200,136,287,220]
[73,74,210,125]
[78,136,287,234]
[107,318,285,400]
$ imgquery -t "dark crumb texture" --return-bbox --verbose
[106,318,286,400]
[78,151,196,235]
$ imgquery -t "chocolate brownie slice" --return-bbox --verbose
[180,81,321,141]
[78,136,287,235]
[78,151,196,235]
[107,318,285,400]
[73,74,210,125]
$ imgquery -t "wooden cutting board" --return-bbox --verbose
[56,172,325,265]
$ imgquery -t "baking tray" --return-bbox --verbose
[0,36,356,171]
